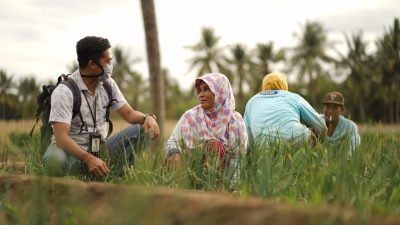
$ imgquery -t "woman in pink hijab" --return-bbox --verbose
[165,73,247,173]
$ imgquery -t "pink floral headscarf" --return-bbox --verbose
[180,73,247,152]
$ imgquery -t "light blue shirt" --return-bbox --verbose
[323,115,361,151]
[244,90,327,146]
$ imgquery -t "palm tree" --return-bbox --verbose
[112,47,136,85]
[111,46,142,92]
[186,27,228,77]
[125,69,148,111]
[18,76,40,118]
[375,18,400,123]
[290,20,332,106]
[336,32,373,122]
[0,69,16,119]
[140,0,165,139]
[226,44,251,111]
[163,68,186,118]
[251,42,285,93]
[0,69,14,95]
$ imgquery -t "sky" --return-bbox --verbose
[1,0,399,89]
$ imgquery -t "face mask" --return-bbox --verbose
[102,63,113,77]
[81,61,113,79]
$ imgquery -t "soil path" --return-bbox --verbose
[0,174,398,225]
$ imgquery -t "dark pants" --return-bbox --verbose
[43,124,148,177]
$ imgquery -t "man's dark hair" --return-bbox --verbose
[76,36,111,68]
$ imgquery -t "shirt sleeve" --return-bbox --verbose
[164,116,185,156]
[243,101,254,148]
[227,112,248,189]
[49,84,74,124]
[106,78,127,110]
[350,121,361,151]
[298,96,327,136]
[230,112,248,156]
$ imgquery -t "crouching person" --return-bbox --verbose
[244,72,327,148]
[321,91,360,152]
[164,73,247,188]
[43,36,160,177]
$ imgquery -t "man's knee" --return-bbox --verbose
[133,124,149,150]
[111,124,148,147]
[106,124,149,164]
[43,145,68,177]
[131,124,146,139]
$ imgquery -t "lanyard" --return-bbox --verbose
[82,91,97,133]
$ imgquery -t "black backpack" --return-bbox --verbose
[30,74,116,154]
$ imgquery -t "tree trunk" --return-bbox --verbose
[238,66,244,105]
[308,76,317,107]
[358,94,365,122]
[396,93,400,123]
[354,88,365,122]
[396,80,400,123]
[388,86,394,123]
[140,0,165,141]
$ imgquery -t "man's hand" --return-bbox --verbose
[144,116,160,139]
[117,104,161,139]
[53,122,110,176]
[83,154,110,177]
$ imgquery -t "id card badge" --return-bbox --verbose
[89,133,102,153]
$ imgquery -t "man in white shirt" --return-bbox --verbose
[43,36,160,177]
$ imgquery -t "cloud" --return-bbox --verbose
[30,0,126,13]
[321,8,399,33]
[1,0,399,87]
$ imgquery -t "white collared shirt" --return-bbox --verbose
[49,69,127,150]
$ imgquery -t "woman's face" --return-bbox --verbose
[196,80,215,110]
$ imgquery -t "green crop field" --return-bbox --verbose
[0,120,399,224]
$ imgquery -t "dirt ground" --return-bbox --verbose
[0,174,399,225]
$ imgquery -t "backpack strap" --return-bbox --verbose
[29,74,89,138]
[61,77,88,134]
[61,78,81,119]
[101,79,118,137]
[101,79,113,102]
[29,75,70,137]
[58,74,69,84]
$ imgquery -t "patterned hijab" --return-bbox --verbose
[180,73,244,150]
[262,72,289,91]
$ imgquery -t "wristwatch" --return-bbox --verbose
[144,113,157,121]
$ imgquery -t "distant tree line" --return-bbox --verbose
[185,18,400,123]
[1,18,399,123]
